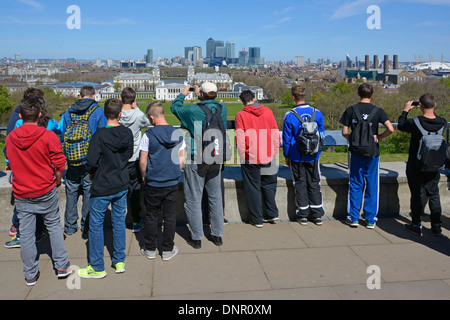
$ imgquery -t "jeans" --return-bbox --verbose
[64,167,92,234]
[143,185,178,252]
[88,189,128,272]
[15,188,69,280]
[126,161,143,224]
[184,163,224,240]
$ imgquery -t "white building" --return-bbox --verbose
[188,69,233,91]
[114,67,161,91]
[155,81,195,101]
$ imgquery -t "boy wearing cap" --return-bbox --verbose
[171,82,227,249]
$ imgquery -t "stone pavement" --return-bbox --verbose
[0,216,449,300]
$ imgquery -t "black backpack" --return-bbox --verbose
[348,105,379,157]
[414,117,447,172]
[290,108,323,156]
[198,103,231,164]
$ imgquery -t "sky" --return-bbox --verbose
[1,0,449,63]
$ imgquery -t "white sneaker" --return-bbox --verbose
[162,246,178,261]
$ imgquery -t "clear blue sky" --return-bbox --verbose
[1,0,449,63]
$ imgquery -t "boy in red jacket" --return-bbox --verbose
[5,97,70,286]
[235,90,280,227]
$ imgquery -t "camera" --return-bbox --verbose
[189,87,195,92]
[412,101,420,106]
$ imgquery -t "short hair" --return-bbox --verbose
[291,85,306,102]
[202,91,218,100]
[419,93,436,109]
[80,85,95,98]
[20,96,44,122]
[358,83,374,99]
[239,90,255,105]
[22,87,44,102]
[104,98,123,120]
[121,87,136,105]
[146,101,164,118]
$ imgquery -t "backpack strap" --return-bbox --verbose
[413,117,431,136]
[69,104,99,121]
[290,109,305,124]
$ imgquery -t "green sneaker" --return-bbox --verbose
[77,265,107,279]
[114,262,125,274]
[5,236,20,248]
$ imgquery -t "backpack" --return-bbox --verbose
[413,117,447,172]
[63,105,98,168]
[348,105,379,157]
[290,108,323,156]
[198,103,231,164]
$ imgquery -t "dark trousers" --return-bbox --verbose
[241,162,278,225]
[406,163,442,225]
[126,161,142,224]
[143,185,178,252]
[290,160,324,219]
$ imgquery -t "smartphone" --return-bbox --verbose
[412,101,420,106]
[189,87,195,92]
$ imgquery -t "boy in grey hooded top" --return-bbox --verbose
[119,88,150,232]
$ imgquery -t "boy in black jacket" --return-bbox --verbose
[78,99,133,279]
[398,93,447,236]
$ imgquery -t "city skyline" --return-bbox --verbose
[1,0,449,63]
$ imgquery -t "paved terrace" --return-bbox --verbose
[0,162,449,301]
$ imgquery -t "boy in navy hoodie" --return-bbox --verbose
[139,102,185,261]
[78,99,133,278]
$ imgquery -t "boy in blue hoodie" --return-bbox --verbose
[283,86,326,226]
[139,102,185,261]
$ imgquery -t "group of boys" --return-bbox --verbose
[4,80,447,286]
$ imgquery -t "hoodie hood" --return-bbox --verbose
[119,108,141,125]
[102,126,133,153]
[242,103,266,117]
[9,125,46,151]
[148,126,181,149]
[70,98,97,113]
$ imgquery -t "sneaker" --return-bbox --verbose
[5,236,20,248]
[9,225,17,237]
[223,218,229,225]
[210,235,223,246]
[313,218,323,226]
[132,221,144,233]
[250,222,263,228]
[162,246,178,261]
[77,265,107,279]
[57,262,72,279]
[366,222,376,229]
[140,248,156,259]
[263,217,280,224]
[25,271,39,286]
[187,236,202,249]
[345,217,359,228]
[404,223,422,236]
[431,223,442,235]
[114,262,125,273]
[297,218,308,226]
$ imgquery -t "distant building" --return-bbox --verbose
[145,49,153,64]
[206,38,215,59]
[248,47,264,67]
[232,82,264,100]
[155,80,195,101]
[188,70,233,91]
[38,81,114,100]
[114,68,161,91]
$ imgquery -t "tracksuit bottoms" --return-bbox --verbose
[347,153,380,224]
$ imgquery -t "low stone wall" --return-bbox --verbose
[0,162,448,232]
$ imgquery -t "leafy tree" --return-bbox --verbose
[0,85,15,125]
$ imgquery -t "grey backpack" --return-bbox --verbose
[290,108,323,156]
[414,117,447,172]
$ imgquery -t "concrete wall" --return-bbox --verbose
[0,162,448,232]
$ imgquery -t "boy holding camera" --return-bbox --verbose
[398,93,448,236]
